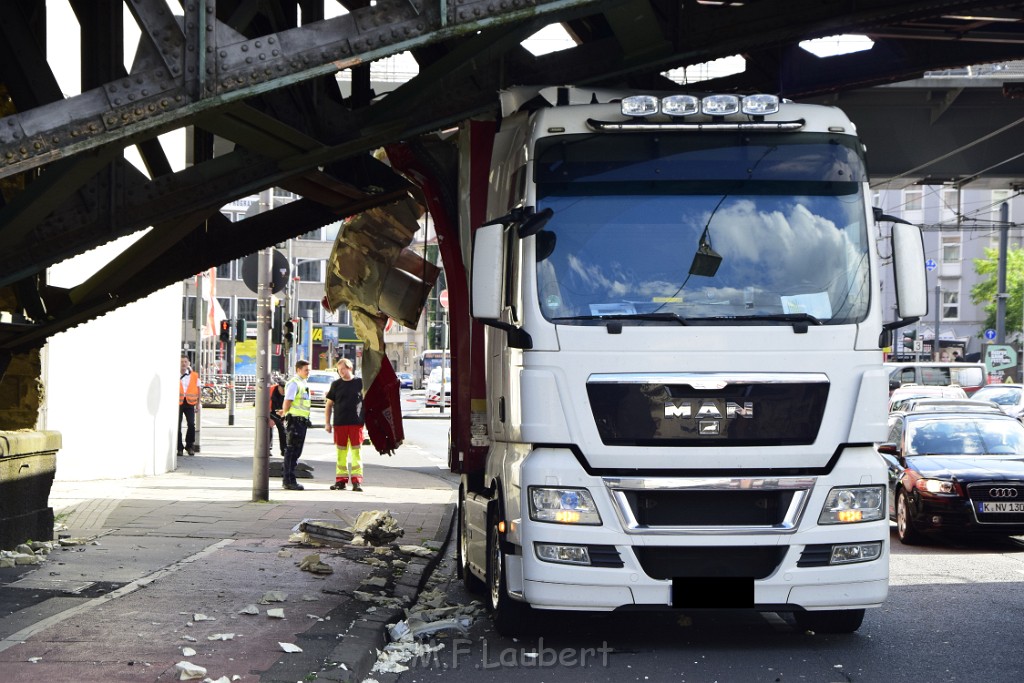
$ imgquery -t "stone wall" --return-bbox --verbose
[0,430,60,549]
[0,349,42,430]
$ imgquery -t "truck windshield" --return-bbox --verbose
[533,132,871,326]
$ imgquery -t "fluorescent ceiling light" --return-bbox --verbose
[663,55,746,85]
[800,34,874,58]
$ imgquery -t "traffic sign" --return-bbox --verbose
[925,259,937,271]
[439,289,449,310]
[984,328,997,341]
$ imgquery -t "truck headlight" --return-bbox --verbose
[529,487,602,525]
[818,486,885,524]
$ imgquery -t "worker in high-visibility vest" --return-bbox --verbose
[178,355,200,456]
[277,359,312,490]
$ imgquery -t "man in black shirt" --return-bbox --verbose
[324,358,365,491]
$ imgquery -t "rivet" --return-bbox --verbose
[246,57,252,64]
[255,41,262,48]
[220,50,227,58]
[272,49,279,56]
[242,44,248,52]
[259,54,266,61]
[89,123,98,131]
[114,98,122,105]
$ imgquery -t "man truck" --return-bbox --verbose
[396,86,927,635]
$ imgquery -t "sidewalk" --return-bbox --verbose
[0,406,456,682]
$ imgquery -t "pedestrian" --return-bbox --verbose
[325,358,365,491]
[278,359,312,491]
[178,354,199,456]
[267,374,287,457]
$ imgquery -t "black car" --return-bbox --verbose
[878,410,1024,544]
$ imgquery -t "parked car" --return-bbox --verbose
[884,361,988,396]
[877,410,1024,544]
[306,369,336,406]
[397,372,414,390]
[888,384,967,412]
[425,367,451,408]
[971,384,1024,422]
[899,397,1002,414]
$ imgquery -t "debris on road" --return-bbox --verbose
[238,605,259,616]
[297,510,404,547]
[298,552,333,575]
[259,591,287,604]
[174,660,207,680]
[266,608,286,619]
[397,545,435,558]
[279,642,303,653]
[207,633,235,641]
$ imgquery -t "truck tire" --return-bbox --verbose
[457,488,485,594]
[896,489,924,545]
[487,510,533,636]
[793,608,865,634]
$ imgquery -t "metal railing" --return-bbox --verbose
[201,375,258,407]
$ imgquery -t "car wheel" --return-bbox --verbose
[896,489,924,545]
[457,488,485,594]
[793,608,865,634]
[487,508,532,636]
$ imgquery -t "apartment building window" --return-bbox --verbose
[298,300,322,324]
[217,297,231,319]
[941,236,961,263]
[216,261,232,279]
[942,288,959,320]
[183,296,197,321]
[296,260,322,282]
[903,189,923,211]
[237,298,257,322]
[941,188,960,224]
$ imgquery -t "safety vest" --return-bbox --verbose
[180,371,200,406]
[285,376,311,418]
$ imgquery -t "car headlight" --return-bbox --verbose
[818,486,885,524]
[914,478,957,495]
[528,487,602,525]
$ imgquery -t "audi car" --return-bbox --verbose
[878,410,1024,544]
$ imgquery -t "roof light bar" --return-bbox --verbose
[621,95,659,117]
[619,93,782,119]
[702,94,740,116]
[662,95,700,116]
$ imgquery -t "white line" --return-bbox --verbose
[0,539,234,653]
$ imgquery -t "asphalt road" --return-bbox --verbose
[363,415,1024,683]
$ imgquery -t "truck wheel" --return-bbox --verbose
[896,489,924,545]
[487,514,532,636]
[457,489,485,594]
[793,608,865,634]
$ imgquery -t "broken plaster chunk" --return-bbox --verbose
[266,608,285,619]
[279,642,303,653]
[397,545,435,558]
[14,553,41,566]
[27,656,42,663]
[288,531,311,544]
[360,576,388,588]
[192,614,215,622]
[301,594,319,602]
[206,677,232,683]
[174,661,207,680]
[277,549,293,558]
[207,633,235,641]
[238,605,259,616]
[298,553,334,575]
[182,647,197,657]
[181,635,198,642]
[259,591,287,604]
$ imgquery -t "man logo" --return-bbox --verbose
[664,401,754,419]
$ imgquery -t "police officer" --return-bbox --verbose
[277,359,312,490]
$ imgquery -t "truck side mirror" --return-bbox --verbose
[892,222,927,319]
[472,223,504,320]
[471,222,533,350]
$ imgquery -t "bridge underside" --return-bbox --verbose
[0,0,1023,363]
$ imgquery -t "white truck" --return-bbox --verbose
[446,86,927,635]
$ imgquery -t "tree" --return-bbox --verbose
[970,247,1024,338]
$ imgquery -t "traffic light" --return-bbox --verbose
[284,319,295,347]
[272,308,284,344]
[219,319,230,343]
[235,318,247,343]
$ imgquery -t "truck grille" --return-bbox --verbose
[633,546,786,580]
[605,476,814,532]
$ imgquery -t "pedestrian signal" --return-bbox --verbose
[272,308,284,344]
[235,318,248,343]
[219,319,230,343]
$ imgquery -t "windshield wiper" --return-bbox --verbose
[550,313,689,325]
[683,313,823,331]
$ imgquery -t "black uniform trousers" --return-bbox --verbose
[283,416,310,483]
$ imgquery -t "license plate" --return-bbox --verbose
[672,577,753,609]
[979,501,1024,513]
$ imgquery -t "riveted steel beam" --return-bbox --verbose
[0,0,606,180]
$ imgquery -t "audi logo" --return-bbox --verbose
[989,487,1020,498]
